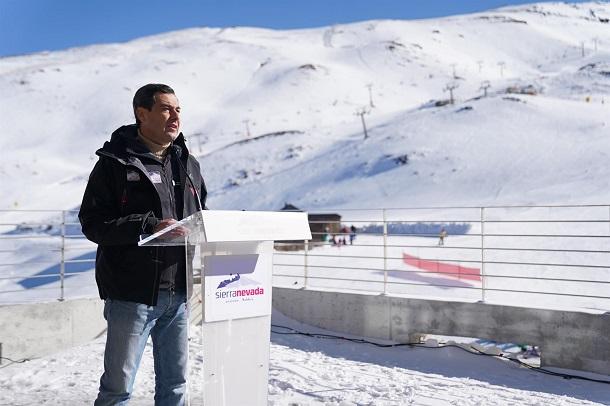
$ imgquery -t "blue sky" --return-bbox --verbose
[0,0,592,57]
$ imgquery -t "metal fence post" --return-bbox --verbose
[59,210,66,301]
[383,209,388,295]
[480,207,486,302]
[303,239,309,289]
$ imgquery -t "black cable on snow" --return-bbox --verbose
[270,324,610,385]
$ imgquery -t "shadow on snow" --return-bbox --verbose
[18,251,96,289]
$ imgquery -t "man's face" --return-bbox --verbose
[137,92,181,144]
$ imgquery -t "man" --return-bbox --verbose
[349,224,357,245]
[79,83,207,405]
[438,227,448,246]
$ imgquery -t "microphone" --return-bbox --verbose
[171,145,204,213]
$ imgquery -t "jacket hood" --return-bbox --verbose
[96,124,189,162]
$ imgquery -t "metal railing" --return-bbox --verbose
[0,209,97,302]
[2,205,610,311]
[272,205,610,311]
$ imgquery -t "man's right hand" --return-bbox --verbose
[154,219,188,239]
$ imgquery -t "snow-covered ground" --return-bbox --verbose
[1,310,609,406]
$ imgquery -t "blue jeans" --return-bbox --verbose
[94,290,188,406]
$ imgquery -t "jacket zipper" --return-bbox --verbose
[120,188,127,216]
[152,246,160,304]
[162,159,178,296]
[162,159,176,218]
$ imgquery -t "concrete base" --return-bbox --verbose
[0,298,106,364]
[0,285,205,364]
[273,287,610,376]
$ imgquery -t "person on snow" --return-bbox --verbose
[438,227,448,246]
[79,83,207,406]
[349,224,357,245]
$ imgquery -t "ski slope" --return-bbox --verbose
[0,2,609,216]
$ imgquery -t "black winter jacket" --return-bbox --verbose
[79,125,207,306]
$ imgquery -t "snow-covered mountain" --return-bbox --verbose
[1,2,609,216]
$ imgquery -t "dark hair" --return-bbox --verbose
[132,83,175,124]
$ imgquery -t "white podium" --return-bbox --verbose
[139,210,311,405]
